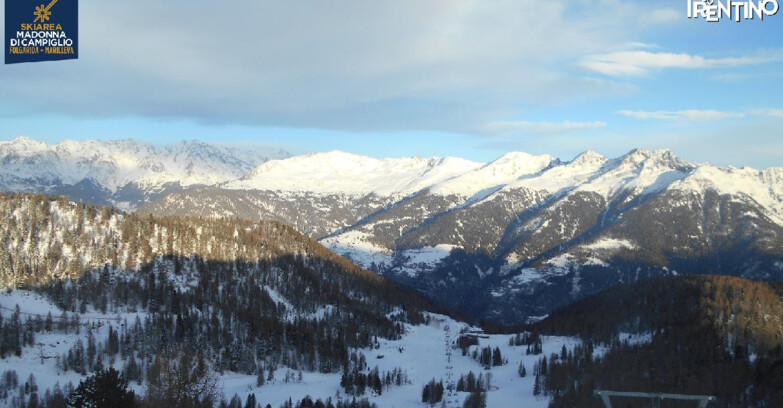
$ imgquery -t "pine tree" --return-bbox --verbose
[244,394,257,408]
[533,374,541,397]
[492,347,502,366]
[462,391,486,408]
[66,367,136,408]
[422,383,430,403]
[228,394,242,408]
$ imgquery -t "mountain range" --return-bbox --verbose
[3,138,783,323]
[0,137,290,211]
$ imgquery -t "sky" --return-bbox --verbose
[1,0,782,167]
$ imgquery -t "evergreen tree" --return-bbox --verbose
[244,394,257,408]
[462,391,486,408]
[421,379,443,405]
[491,347,502,366]
[66,367,136,408]
[533,374,541,397]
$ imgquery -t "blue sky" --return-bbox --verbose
[1,0,782,167]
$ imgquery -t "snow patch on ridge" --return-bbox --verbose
[320,230,392,267]
[404,245,458,265]
[582,238,636,251]
[322,230,459,277]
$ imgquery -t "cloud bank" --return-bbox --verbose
[0,0,677,133]
[579,51,773,77]
[617,109,783,121]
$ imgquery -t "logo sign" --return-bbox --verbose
[5,0,78,64]
[686,0,779,22]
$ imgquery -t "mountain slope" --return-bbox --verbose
[0,193,439,404]
[0,192,579,408]
[0,193,434,315]
[139,148,783,323]
[531,275,783,407]
[141,152,484,239]
[139,187,398,239]
[320,150,783,323]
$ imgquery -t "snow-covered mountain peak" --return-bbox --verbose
[303,150,377,164]
[166,140,218,157]
[571,150,608,167]
[251,150,389,175]
[483,151,557,175]
[55,138,93,152]
[241,151,381,180]
[616,148,684,167]
[1,136,52,154]
[429,156,479,168]
[227,150,481,196]
[669,164,783,223]
[504,151,608,194]
[427,152,557,198]
[571,149,695,199]
[0,138,289,208]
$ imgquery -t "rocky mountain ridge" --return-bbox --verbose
[4,138,783,323]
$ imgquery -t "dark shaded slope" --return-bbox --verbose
[531,275,783,408]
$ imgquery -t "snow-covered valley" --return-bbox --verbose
[0,290,578,408]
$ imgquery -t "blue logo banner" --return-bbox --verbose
[5,0,78,64]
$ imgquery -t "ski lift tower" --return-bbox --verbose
[443,325,459,408]
[594,390,716,408]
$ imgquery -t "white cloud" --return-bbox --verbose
[616,110,746,121]
[482,120,606,135]
[617,108,783,121]
[0,0,677,132]
[622,42,661,50]
[647,8,681,23]
[748,109,783,118]
[579,51,771,77]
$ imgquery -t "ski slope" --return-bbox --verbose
[0,290,579,408]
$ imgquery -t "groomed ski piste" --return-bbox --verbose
[0,289,581,408]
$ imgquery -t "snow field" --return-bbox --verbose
[0,291,580,408]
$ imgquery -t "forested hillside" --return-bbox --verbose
[531,275,783,407]
[0,193,438,408]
